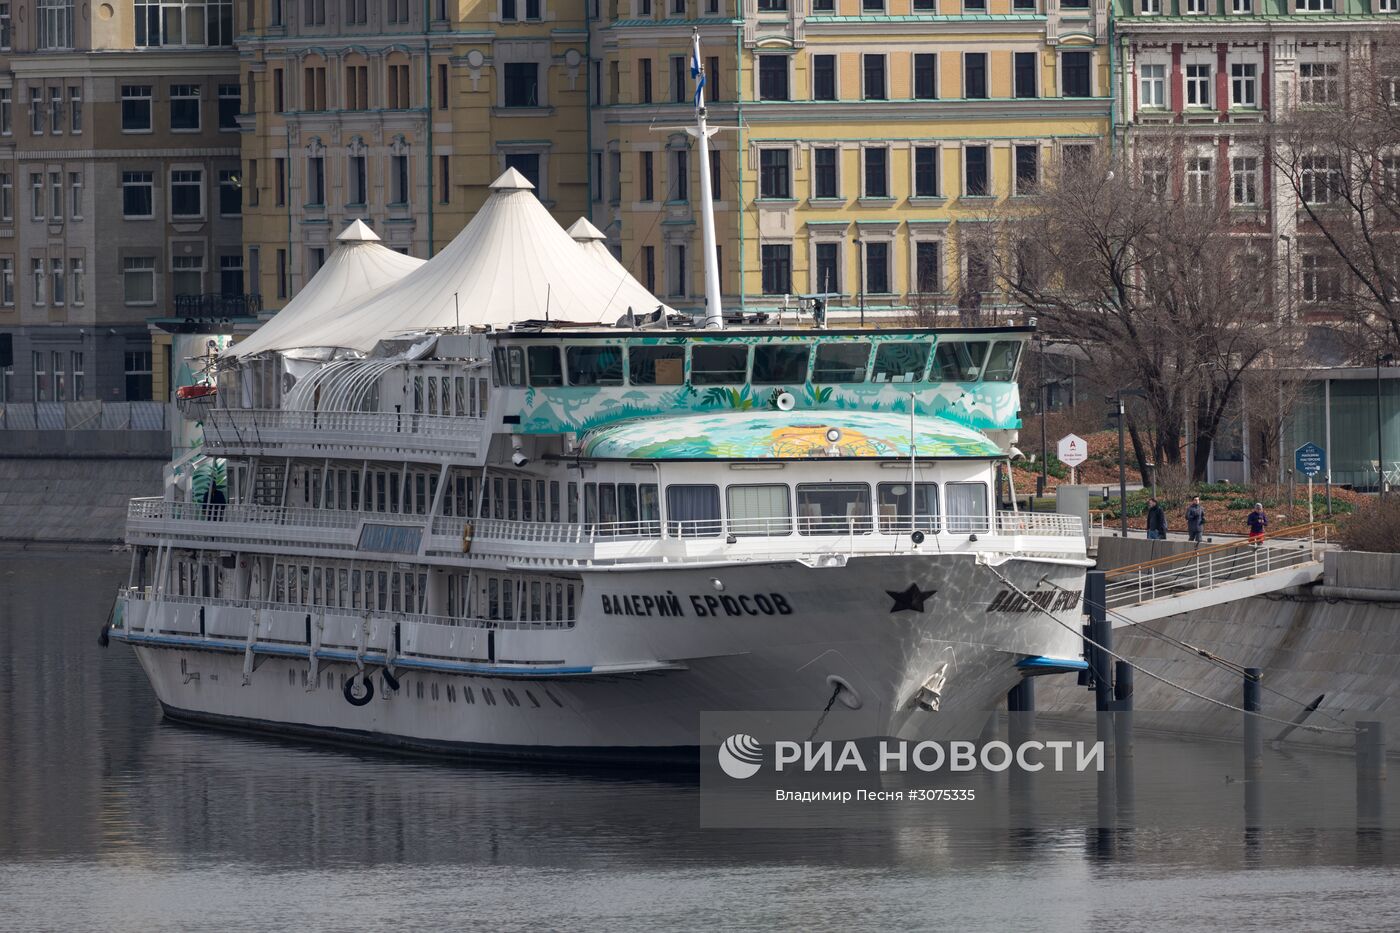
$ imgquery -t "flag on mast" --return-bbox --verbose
[690,31,706,109]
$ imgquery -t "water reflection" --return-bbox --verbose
[3,549,1400,931]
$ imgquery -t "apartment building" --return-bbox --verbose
[0,0,242,403]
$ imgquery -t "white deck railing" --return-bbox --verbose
[202,408,486,455]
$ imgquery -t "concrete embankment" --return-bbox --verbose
[1037,540,1400,748]
[0,431,166,543]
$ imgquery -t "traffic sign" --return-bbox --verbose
[1295,442,1326,479]
[1057,434,1088,468]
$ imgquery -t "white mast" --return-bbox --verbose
[687,29,724,330]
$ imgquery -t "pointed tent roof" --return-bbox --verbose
[282,171,671,353]
[566,216,673,322]
[566,217,607,241]
[228,220,425,358]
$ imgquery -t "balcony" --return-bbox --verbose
[201,408,488,461]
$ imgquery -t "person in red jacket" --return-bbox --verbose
[1246,503,1268,544]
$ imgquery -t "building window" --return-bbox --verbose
[1231,155,1259,206]
[387,63,410,108]
[1185,64,1211,107]
[964,53,988,99]
[303,67,328,111]
[1297,0,1333,9]
[124,257,156,305]
[37,0,73,49]
[28,88,43,135]
[672,56,686,103]
[1299,63,1338,104]
[67,171,81,219]
[1014,144,1038,194]
[862,0,884,11]
[1300,155,1340,204]
[214,168,239,215]
[1302,253,1340,303]
[813,147,839,199]
[758,56,788,101]
[1014,52,1037,98]
[305,0,326,23]
[964,0,986,9]
[1233,0,1251,11]
[276,249,288,299]
[707,56,720,100]
[670,150,688,202]
[864,241,889,294]
[170,169,202,217]
[915,241,941,293]
[1185,0,1205,10]
[387,0,409,22]
[912,53,937,101]
[0,257,12,306]
[125,350,153,401]
[30,259,44,305]
[219,255,243,296]
[345,65,369,109]
[391,154,409,204]
[709,149,721,200]
[135,0,233,46]
[761,244,792,295]
[759,149,791,199]
[505,152,541,189]
[28,172,42,220]
[122,171,154,218]
[814,242,839,294]
[440,154,451,202]
[33,351,47,399]
[216,83,240,130]
[45,171,59,220]
[348,155,367,204]
[965,145,989,196]
[1231,63,1257,107]
[1141,0,1159,12]
[121,85,152,131]
[1185,156,1213,206]
[640,151,654,201]
[1140,63,1166,108]
[914,0,935,9]
[0,89,10,135]
[70,258,83,306]
[639,57,652,103]
[0,173,9,220]
[300,159,321,208]
[668,243,686,297]
[863,54,886,100]
[50,258,63,306]
[913,146,939,198]
[170,84,200,130]
[344,0,367,21]
[1140,156,1168,199]
[68,86,81,133]
[0,3,9,49]
[173,255,203,296]
[503,63,539,107]
[863,146,888,198]
[813,54,836,101]
[758,0,785,10]
[1062,52,1091,97]
[49,88,62,135]
[643,245,655,292]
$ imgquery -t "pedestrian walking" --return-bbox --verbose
[1246,502,1268,544]
[1146,497,1167,540]
[1185,495,1206,544]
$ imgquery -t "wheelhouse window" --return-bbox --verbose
[691,344,748,384]
[797,483,872,535]
[665,484,721,537]
[727,484,792,536]
[527,345,563,387]
[751,344,809,384]
[812,342,870,383]
[492,346,525,386]
[877,482,940,532]
[871,342,930,383]
[566,345,623,386]
[981,341,1021,381]
[930,340,988,381]
[628,345,685,385]
[946,481,990,533]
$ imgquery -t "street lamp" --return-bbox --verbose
[1379,352,1395,498]
[1116,391,1127,538]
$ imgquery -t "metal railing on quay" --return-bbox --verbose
[0,400,168,430]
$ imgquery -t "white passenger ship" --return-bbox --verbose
[109,49,1089,760]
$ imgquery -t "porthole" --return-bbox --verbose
[525,690,540,708]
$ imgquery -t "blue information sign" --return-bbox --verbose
[1295,442,1326,479]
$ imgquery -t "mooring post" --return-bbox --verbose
[1085,570,1112,712]
[1243,667,1263,772]
[1113,660,1134,757]
[1357,720,1385,831]
[1008,677,1036,748]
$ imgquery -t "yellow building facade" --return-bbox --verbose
[239,0,1110,320]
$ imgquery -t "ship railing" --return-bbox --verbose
[115,588,575,632]
[130,497,368,531]
[202,408,486,453]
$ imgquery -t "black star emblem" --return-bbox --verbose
[887,583,937,613]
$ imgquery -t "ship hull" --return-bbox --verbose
[117,553,1087,761]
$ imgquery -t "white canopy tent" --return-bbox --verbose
[278,169,670,354]
[227,219,425,359]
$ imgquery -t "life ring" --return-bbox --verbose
[343,671,375,706]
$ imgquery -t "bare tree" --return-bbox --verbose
[1272,38,1400,352]
[972,146,1295,482]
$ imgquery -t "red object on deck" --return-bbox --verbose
[176,384,217,401]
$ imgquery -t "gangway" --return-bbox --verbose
[1103,523,1330,624]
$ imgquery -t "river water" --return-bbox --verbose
[2,547,1399,932]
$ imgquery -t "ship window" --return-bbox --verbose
[628,345,685,385]
[796,483,872,535]
[639,483,660,530]
[665,484,721,537]
[727,484,792,536]
[492,346,525,386]
[599,483,617,525]
[813,343,871,384]
[946,482,990,533]
[566,345,624,385]
[877,482,940,532]
[751,344,809,384]
[527,346,563,387]
[619,483,639,523]
[981,341,1020,382]
[691,344,748,384]
[930,340,989,382]
[568,482,579,523]
[871,342,930,383]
